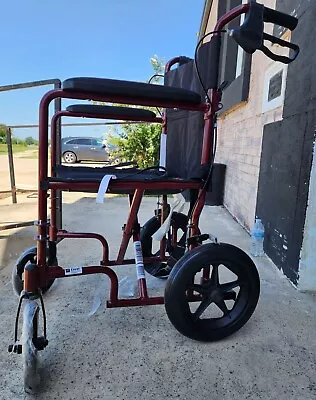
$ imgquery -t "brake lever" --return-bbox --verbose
[259,32,300,64]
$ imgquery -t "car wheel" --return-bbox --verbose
[63,151,77,164]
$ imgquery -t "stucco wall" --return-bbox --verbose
[204,0,283,230]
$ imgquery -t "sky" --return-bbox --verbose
[0,0,204,140]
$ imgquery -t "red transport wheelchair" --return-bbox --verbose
[8,2,299,393]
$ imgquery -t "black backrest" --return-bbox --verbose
[164,40,213,180]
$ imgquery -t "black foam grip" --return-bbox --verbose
[263,6,298,31]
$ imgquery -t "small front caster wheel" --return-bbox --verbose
[22,300,41,394]
[12,247,55,296]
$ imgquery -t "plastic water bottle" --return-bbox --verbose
[250,218,265,257]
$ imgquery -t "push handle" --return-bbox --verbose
[263,6,298,31]
[229,2,299,64]
[261,33,300,64]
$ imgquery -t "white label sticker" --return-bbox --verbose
[134,241,145,280]
[96,175,117,204]
[159,132,167,168]
[64,267,83,276]
[152,194,185,242]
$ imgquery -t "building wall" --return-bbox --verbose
[202,0,316,289]
[255,0,316,288]
[204,0,220,37]
[216,0,280,231]
[203,0,282,230]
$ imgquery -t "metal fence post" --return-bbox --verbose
[6,127,17,204]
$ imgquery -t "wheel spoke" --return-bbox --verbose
[214,298,229,316]
[220,280,241,292]
[223,291,237,301]
[210,263,219,286]
[192,296,213,320]
[187,283,205,295]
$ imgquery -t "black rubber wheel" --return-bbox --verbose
[140,212,188,278]
[63,151,77,164]
[12,247,55,296]
[22,300,40,393]
[164,243,260,341]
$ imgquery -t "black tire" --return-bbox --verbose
[164,243,260,341]
[12,247,55,296]
[140,212,188,278]
[63,151,77,164]
[22,300,40,393]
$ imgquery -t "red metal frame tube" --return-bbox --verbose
[57,231,109,265]
[116,189,144,264]
[165,57,183,73]
[47,181,200,192]
[107,255,166,266]
[51,110,162,174]
[132,230,149,300]
[201,112,215,165]
[47,264,164,307]
[137,278,148,299]
[28,92,51,293]
[50,111,162,241]
[47,265,119,304]
[159,194,168,259]
[41,89,208,114]
[191,190,206,237]
[107,296,164,308]
[214,3,250,33]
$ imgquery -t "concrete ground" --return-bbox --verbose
[0,151,38,193]
[0,151,117,195]
[0,194,315,400]
[0,151,110,194]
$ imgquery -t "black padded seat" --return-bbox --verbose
[63,77,202,106]
[66,104,157,119]
[53,165,186,181]
[49,165,201,195]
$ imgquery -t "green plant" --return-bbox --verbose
[105,55,165,168]
[25,136,38,146]
[0,124,7,144]
[116,123,161,168]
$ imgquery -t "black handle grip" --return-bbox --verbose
[263,6,298,31]
[260,33,300,64]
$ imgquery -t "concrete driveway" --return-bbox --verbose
[0,152,38,193]
[0,195,315,399]
[0,152,109,193]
